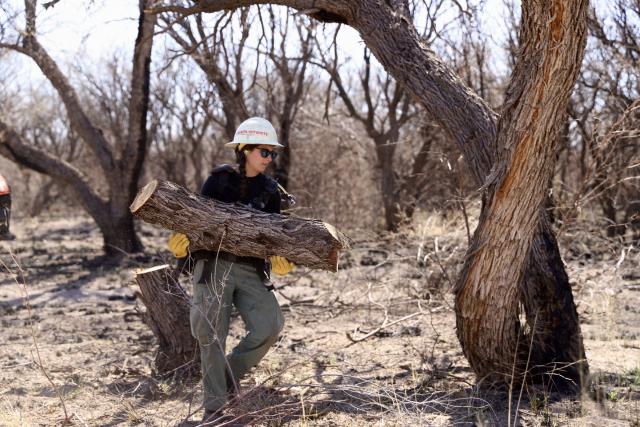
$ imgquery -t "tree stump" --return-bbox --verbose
[134,265,198,374]
[130,179,350,271]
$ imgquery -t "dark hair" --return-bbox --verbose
[235,144,259,200]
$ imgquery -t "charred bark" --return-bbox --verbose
[376,140,402,232]
[130,180,350,271]
[520,215,588,389]
[98,214,144,256]
[273,123,292,189]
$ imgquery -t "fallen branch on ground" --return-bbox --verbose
[346,310,428,346]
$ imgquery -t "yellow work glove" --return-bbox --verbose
[167,232,190,258]
[270,256,294,276]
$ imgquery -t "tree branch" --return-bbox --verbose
[0,119,109,219]
[122,0,157,201]
[10,35,116,173]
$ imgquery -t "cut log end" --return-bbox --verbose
[323,222,351,250]
[134,264,170,276]
[130,180,159,214]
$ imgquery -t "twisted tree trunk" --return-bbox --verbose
[454,0,589,387]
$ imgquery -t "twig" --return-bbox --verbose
[517,318,537,426]
[346,309,425,346]
[507,315,521,427]
[277,291,316,305]
[42,0,62,9]
[72,412,89,427]
[1,252,72,425]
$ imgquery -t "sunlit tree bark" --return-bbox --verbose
[455,0,589,385]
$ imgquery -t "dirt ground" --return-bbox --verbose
[0,212,638,426]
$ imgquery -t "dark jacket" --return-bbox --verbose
[192,164,281,281]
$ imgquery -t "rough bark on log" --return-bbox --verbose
[130,179,350,271]
[134,265,198,374]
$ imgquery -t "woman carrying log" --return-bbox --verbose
[167,117,293,423]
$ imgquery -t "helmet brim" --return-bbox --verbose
[226,141,285,148]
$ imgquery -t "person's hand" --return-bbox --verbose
[270,256,294,275]
[168,232,190,258]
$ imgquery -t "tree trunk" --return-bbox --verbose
[130,180,350,271]
[600,194,623,237]
[98,214,144,256]
[380,161,401,232]
[520,215,588,388]
[376,138,401,232]
[274,117,292,189]
[454,0,589,387]
[134,265,198,374]
[401,125,435,220]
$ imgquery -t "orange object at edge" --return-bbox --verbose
[0,175,10,196]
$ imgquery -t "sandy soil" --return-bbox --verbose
[0,213,638,426]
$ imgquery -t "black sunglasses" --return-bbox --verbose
[258,148,278,160]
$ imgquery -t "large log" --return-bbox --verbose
[134,265,198,374]
[130,179,350,271]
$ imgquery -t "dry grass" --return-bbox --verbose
[0,209,638,426]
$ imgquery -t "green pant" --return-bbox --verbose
[190,258,284,412]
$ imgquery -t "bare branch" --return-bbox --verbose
[0,119,109,219]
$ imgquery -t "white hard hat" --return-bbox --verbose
[226,117,284,148]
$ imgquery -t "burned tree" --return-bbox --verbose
[0,0,157,257]
[455,0,589,385]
